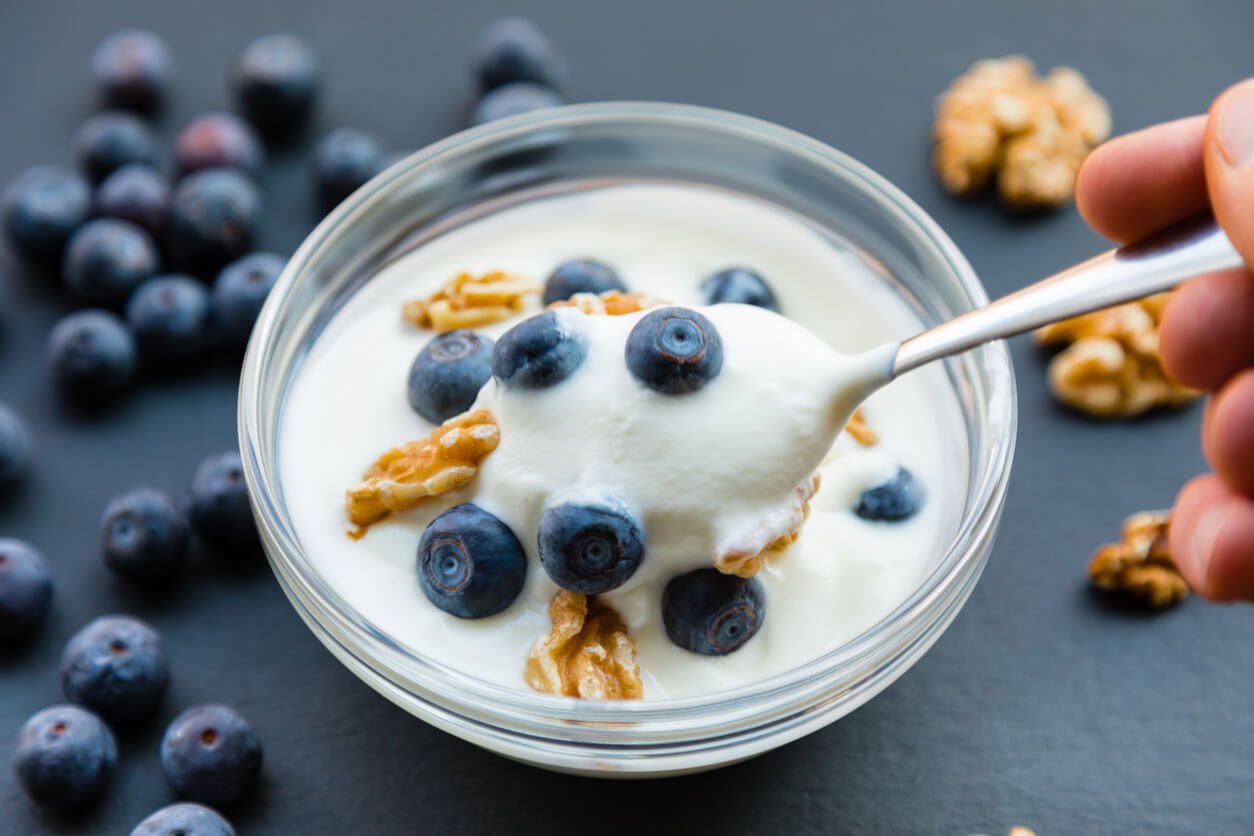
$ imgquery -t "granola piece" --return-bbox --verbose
[933,55,1110,209]
[525,590,643,700]
[547,289,665,316]
[1089,510,1189,609]
[1037,293,1199,418]
[345,410,499,533]
[714,473,821,578]
[402,270,540,331]
[845,407,878,446]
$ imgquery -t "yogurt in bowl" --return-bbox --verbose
[241,103,1015,775]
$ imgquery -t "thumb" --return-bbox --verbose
[1206,78,1254,264]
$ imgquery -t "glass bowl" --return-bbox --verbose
[238,102,1016,777]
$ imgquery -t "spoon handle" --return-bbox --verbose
[890,213,1244,378]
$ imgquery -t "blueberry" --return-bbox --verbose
[126,276,211,371]
[0,539,52,647]
[312,128,383,212]
[210,252,284,352]
[91,30,172,112]
[75,111,159,184]
[469,82,564,128]
[538,497,645,595]
[101,487,189,586]
[2,165,92,265]
[854,466,925,522]
[472,17,567,91]
[62,218,160,309]
[0,403,31,489]
[492,310,586,389]
[95,164,170,239]
[47,310,138,403]
[625,306,724,394]
[417,504,526,618]
[407,330,494,423]
[174,112,265,179]
[187,451,257,553]
[60,615,169,726]
[233,34,318,139]
[168,169,263,274]
[701,267,779,312]
[160,705,262,807]
[662,568,765,656]
[131,802,236,836]
[13,705,116,810]
[541,259,625,305]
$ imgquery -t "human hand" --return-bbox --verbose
[1077,79,1254,602]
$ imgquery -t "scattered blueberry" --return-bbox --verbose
[186,451,257,553]
[625,306,724,394]
[174,112,265,179]
[538,497,645,594]
[47,310,138,403]
[407,330,494,423]
[662,568,765,656]
[0,539,52,647]
[541,258,625,305]
[101,487,189,586]
[492,310,586,389]
[469,82,564,127]
[472,17,567,91]
[131,802,236,836]
[62,218,160,308]
[60,614,169,726]
[168,169,263,274]
[74,111,159,184]
[13,705,116,810]
[210,252,284,352]
[701,267,779,312]
[853,466,925,522]
[0,404,31,490]
[233,34,319,139]
[312,128,383,212]
[1,165,91,265]
[160,704,262,807]
[417,504,526,618]
[95,164,170,239]
[91,29,172,112]
[126,275,211,371]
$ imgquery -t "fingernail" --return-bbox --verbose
[1188,504,1230,588]
[1215,80,1254,168]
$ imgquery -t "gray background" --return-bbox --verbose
[1,0,1252,833]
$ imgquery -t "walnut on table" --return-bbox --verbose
[525,589,643,700]
[714,473,821,579]
[402,270,540,331]
[547,289,666,315]
[933,56,1111,209]
[1036,293,1199,418]
[1089,510,1189,609]
[345,409,499,536]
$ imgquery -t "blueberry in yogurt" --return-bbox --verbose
[417,504,527,618]
[854,466,924,522]
[538,497,645,595]
[662,568,765,656]
[541,258,625,305]
[625,306,723,394]
[492,310,587,389]
[407,329,494,423]
[701,267,779,311]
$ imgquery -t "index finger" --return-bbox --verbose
[1075,115,1209,243]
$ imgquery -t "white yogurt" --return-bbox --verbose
[279,184,968,699]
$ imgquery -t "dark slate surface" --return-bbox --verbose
[2,1,1252,833]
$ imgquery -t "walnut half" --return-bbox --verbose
[714,473,821,578]
[525,590,643,700]
[345,410,499,535]
[1089,510,1189,609]
[547,289,665,316]
[402,270,540,331]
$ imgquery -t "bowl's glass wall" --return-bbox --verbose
[240,103,1015,775]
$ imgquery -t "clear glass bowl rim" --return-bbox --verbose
[239,102,1016,734]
